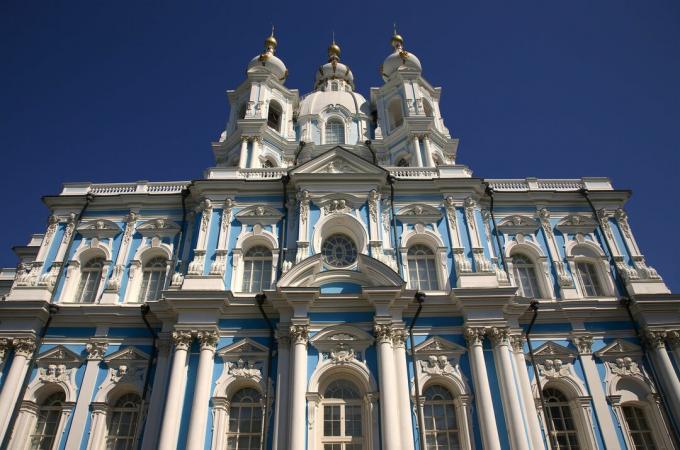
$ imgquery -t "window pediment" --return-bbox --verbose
[310,325,374,358]
[217,337,269,359]
[594,339,642,360]
[290,147,386,176]
[103,346,150,365]
[236,205,283,226]
[136,218,180,238]
[396,203,442,224]
[556,214,598,234]
[497,215,539,234]
[77,219,122,239]
[530,341,577,365]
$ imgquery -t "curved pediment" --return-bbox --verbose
[236,205,283,226]
[497,215,539,234]
[136,218,181,238]
[277,253,404,290]
[556,214,597,234]
[77,219,122,239]
[396,203,442,224]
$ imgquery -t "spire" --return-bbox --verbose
[264,26,277,53]
[391,24,404,50]
[328,33,341,62]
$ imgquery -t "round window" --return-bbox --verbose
[322,234,357,267]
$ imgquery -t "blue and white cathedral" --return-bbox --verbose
[1,31,679,450]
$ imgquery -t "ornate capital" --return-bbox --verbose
[538,207,550,220]
[373,323,393,344]
[13,337,37,358]
[667,330,680,349]
[197,330,219,351]
[463,327,486,347]
[487,327,510,346]
[509,335,525,353]
[86,341,108,360]
[644,329,667,350]
[172,330,193,351]
[392,328,407,348]
[0,338,10,361]
[289,324,309,345]
[572,335,594,355]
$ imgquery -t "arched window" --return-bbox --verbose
[397,157,410,167]
[544,388,581,450]
[106,393,141,449]
[423,385,459,450]
[325,119,345,145]
[322,234,357,268]
[388,98,403,131]
[138,256,168,302]
[29,391,66,449]
[238,103,247,120]
[511,254,540,298]
[575,261,603,297]
[267,101,283,132]
[226,388,263,450]
[622,405,657,450]
[321,380,363,449]
[423,99,434,117]
[407,245,438,290]
[262,159,275,168]
[242,246,272,293]
[76,257,105,303]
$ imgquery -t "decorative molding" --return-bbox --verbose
[290,324,310,345]
[463,327,486,347]
[136,218,180,238]
[77,219,122,239]
[373,323,393,344]
[197,330,219,351]
[13,337,37,358]
[86,341,108,360]
[172,330,193,351]
[497,215,540,234]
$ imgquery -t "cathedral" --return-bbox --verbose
[1,30,679,450]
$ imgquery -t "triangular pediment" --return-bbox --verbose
[136,218,181,238]
[531,341,577,364]
[77,219,122,239]
[104,346,149,364]
[217,338,269,357]
[594,339,642,359]
[498,215,540,234]
[36,345,83,365]
[414,336,466,355]
[291,147,386,176]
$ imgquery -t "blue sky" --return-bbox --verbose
[1,1,678,290]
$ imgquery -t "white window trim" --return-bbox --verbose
[124,242,173,304]
[505,239,554,299]
[565,239,616,299]
[400,228,449,292]
[231,236,278,293]
[59,243,112,304]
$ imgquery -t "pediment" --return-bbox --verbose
[217,338,269,358]
[104,346,149,364]
[136,218,181,238]
[277,253,405,290]
[396,204,442,224]
[236,205,283,225]
[311,325,374,353]
[556,214,597,234]
[414,336,466,355]
[77,219,122,239]
[36,345,83,366]
[594,339,642,359]
[498,215,540,234]
[531,341,577,364]
[291,147,386,176]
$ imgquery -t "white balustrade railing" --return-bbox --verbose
[487,178,585,192]
[387,167,439,178]
[239,168,288,179]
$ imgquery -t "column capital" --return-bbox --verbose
[289,324,309,345]
[571,334,594,355]
[13,337,37,358]
[486,327,510,347]
[509,334,525,353]
[85,341,108,360]
[172,330,194,351]
[197,330,219,351]
[667,330,680,349]
[392,328,407,348]
[463,327,486,347]
[0,338,10,361]
[643,329,667,350]
[373,323,393,344]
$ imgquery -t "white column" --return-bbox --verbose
[141,335,172,450]
[422,135,435,167]
[288,324,309,450]
[64,341,108,450]
[158,330,193,450]
[85,403,108,450]
[646,330,680,426]
[392,328,415,450]
[0,337,36,443]
[510,336,543,450]
[7,402,38,450]
[412,136,423,167]
[239,137,249,169]
[571,335,619,449]
[186,330,218,450]
[488,328,530,450]
[668,331,680,371]
[272,333,291,450]
[374,323,401,450]
[251,137,262,168]
[463,327,500,450]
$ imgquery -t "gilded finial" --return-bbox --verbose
[264,25,277,51]
[391,23,404,49]
[328,33,340,61]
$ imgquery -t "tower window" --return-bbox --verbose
[322,234,357,267]
[138,256,168,302]
[407,245,438,291]
[321,380,363,449]
[76,257,105,303]
[397,158,410,167]
[388,98,403,131]
[267,101,283,132]
[325,119,345,145]
[242,246,273,293]
[576,261,603,297]
[511,254,540,298]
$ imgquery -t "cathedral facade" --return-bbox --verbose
[1,31,679,450]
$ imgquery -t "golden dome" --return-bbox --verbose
[391,33,404,48]
[328,42,341,58]
[264,34,277,50]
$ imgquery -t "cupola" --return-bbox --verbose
[314,39,355,91]
[247,30,288,82]
[381,31,422,81]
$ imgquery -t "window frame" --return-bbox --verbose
[241,245,274,293]
[421,384,461,450]
[325,119,346,145]
[75,256,106,303]
[105,392,143,450]
[267,100,283,132]
[510,253,542,298]
[225,387,264,450]
[406,244,439,291]
[137,256,169,303]
[319,379,365,450]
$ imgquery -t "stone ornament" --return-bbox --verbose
[540,359,570,379]
[392,329,407,348]
[572,335,594,355]
[463,327,486,347]
[486,327,510,346]
[373,323,393,344]
[420,355,455,376]
[644,330,667,350]
[13,337,37,358]
[330,342,356,363]
[228,359,262,379]
[198,330,219,351]
[608,357,641,377]
[86,341,108,360]
[172,330,194,350]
